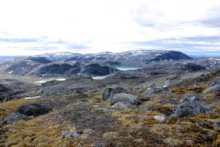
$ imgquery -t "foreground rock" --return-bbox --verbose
[102,87,126,101]
[171,101,213,118]
[108,93,139,105]
[2,112,29,125]
[203,85,220,94]
[214,120,220,129]
[18,103,52,116]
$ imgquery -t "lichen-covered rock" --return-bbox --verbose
[112,102,134,109]
[2,112,29,125]
[108,93,139,105]
[142,87,171,95]
[180,93,200,103]
[203,85,220,94]
[211,78,220,86]
[61,131,83,139]
[18,103,52,116]
[139,104,153,111]
[170,101,213,118]
[102,87,126,101]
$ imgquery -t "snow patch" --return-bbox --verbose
[8,71,13,74]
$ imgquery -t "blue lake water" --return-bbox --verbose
[115,67,141,71]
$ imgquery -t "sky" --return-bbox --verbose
[0,0,220,56]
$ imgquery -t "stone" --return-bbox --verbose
[2,112,29,125]
[102,87,126,101]
[112,102,134,109]
[214,120,220,129]
[96,108,115,113]
[18,103,52,116]
[170,101,213,118]
[203,85,220,94]
[108,93,139,105]
[61,131,83,140]
[211,78,220,86]
[180,93,200,103]
[142,87,171,95]
[154,115,167,122]
[139,104,153,111]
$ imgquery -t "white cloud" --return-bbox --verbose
[0,0,220,55]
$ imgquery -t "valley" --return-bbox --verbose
[0,50,220,146]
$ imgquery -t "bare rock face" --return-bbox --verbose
[108,93,139,105]
[203,85,220,94]
[2,112,29,125]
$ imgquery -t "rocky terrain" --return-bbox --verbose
[0,50,220,146]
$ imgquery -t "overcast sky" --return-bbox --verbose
[0,0,220,56]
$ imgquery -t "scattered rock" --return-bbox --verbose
[77,99,88,103]
[180,93,200,103]
[2,112,29,125]
[142,87,171,95]
[96,108,115,113]
[18,103,52,116]
[61,131,83,139]
[112,102,134,109]
[170,101,213,118]
[108,93,139,105]
[139,104,153,111]
[102,87,126,101]
[214,120,220,129]
[154,115,167,122]
[211,78,220,86]
[203,85,220,94]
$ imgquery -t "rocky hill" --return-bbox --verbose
[38,50,192,67]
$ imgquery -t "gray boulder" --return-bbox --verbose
[203,85,220,94]
[102,87,126,101]
[112,102,134,109]
[108,93,139,105]
[170,101,213,118]
[18,103,52,116]
[214,120,220,129]
[61,131,83,139]
[2,112,29,125]
[180,93,200,103]
[139,104,153,111]
[211,78,220,86]
[142,87,171,95]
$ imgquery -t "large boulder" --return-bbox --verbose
[61,131,83,140]
[2,112,29,125]
[170,101,213,118]
[102,87,126,101]
[202,85,220,94]
[18,103,52,116]
[107,93,139,105]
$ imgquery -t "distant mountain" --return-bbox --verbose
[38,50,192,67]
